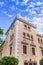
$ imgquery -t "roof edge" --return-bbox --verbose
[37,34,43,38]
[5,15,36,35]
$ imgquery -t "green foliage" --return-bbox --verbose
[0,28,3,35]
[0,38,3,44]
[0,56,19,65]
[40,58,43,65]
[0,28,3,44]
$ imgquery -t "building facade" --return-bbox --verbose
[0,15,43,65]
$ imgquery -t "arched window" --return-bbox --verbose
[24,24,27,29]
[23,32,26,37]
[31,35,33,40]
[27,33,30,38]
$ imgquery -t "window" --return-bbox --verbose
[23,32,26,37]
[24,24,27,29]
[41,39,42,43]
[33,63,37,65]
[23,45,27,54]
[31,35,33,40]
[24,62,28,65]
[28,26,30,30]
[41,50,43,56]
[38,38,42,44]
[27,33,30,38]
[10,46,12,55]
[10,43,13,55]
[32,48,35,55]
[10,34,14,41]
[38,38,40,43]
[29,63,32,65]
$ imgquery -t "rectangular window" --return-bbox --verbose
[29,63,32,65]
[38,38,40,43]
[10,43,13,55]
[27,33,30,38]
[10,34,14,41]
[33,63,37,65]
[10,46,12,55]
[32,48,35,55]
[23,45,27,54]
[41,50,43,56]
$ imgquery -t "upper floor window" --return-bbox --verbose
[32,48,35,55]
[27,33,30,39]
[23,32,26,37]
[24,24,31,31]
[31,35,33,40]
[41,39,42,44]
[28,26,30,30]
[24,24,27,29]
[38,38,40,43]
[10,34,14,41]
[23,45,27,54]
[38,38,42,44]
[41,50,43,56]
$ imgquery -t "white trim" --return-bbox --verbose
[14,20,19,58]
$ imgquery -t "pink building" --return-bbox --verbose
[0,15,43,65]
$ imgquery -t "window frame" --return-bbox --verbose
[23,45,27,54]
[32,47,35,55]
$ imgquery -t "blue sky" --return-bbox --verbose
[0,0,43,39]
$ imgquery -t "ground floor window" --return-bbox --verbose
[29,63,32,65]
[24,61,37,65]
[33,63,37,65]
[24,62,28,65]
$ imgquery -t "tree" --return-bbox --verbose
[0,28,3,35]
[0,28,3,44]
[0,56,19,65]
[0,39,3,44]
[40,58,43,65]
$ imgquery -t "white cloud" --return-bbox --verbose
[2,11,13,18]
[24,2,36,12]
[16,0,19,5]
[10,5,18,11]
[11,0,19,5]
[32,17,43,35]
[7,14,13,18]
[11,0,15,1]
[10,5,15,11]
[21,0,29,5]
[31,10,36,14]
[41,9,43,14]
[37,1,43,5]
[29,2,35,7]
[0,2,4,6]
